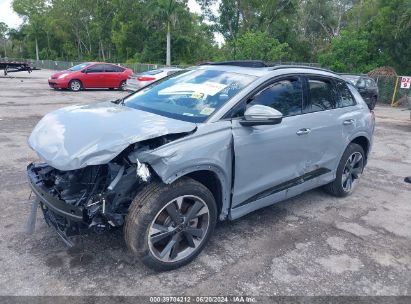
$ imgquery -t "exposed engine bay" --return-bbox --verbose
[27,134,186,245]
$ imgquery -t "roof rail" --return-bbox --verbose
[269,65,334,73]
[198,60,269,68]
[197,60,337,74]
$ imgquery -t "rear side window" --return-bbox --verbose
[249,78,303,116]
[86,64,105,73]
[335,81,356,107]
[105,64,125,72]
[306,78,336,112]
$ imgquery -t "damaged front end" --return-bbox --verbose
[27,149,150,245]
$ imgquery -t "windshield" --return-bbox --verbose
[124,69,257,122]
[342,75,360,85]
[69,63,91,71]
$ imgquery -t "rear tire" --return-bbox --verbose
[69,79,82,91]
[324,143,365,197]
[124,177,217,271]
[119,80,127,91]
[369,96,377,110]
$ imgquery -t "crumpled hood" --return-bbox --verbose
[28,102,196,171]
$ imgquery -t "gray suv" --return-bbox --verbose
[27,64,375,270]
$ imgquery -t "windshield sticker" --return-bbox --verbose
[191,92,204,99]
[159,81,227,96]
[200,107,215,115]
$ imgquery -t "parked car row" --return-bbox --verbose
[48,62,182,92]
[340,74,379,110]
[31,61,375,270]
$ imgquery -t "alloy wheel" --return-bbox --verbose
[70,80,81,91]
[341,151,364,192]
[148,195,210,263]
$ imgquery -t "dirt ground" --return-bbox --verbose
[0,69,410,296]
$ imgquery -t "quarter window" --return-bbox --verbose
[248,78,303,116]
[336,81,356,107]
[306,78,336,112]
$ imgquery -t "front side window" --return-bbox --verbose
[248,78,303,116]
[306,78,336,112]
[335,81,356,107]
[69,63,90,71]
[124,69,257,123]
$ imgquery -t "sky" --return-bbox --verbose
[0,0,22,28]
[0,0,224,44]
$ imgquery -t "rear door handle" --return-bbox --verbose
[296,128,311,135]
[343,119,355,125]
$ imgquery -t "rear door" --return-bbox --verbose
[298,75,348,177]
[83,64,106,88]
[103,64,120,88]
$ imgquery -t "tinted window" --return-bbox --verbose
[249,78,303,116]
[86,64,105,73]
[336,81,356,107]
[306,78,336,112]
[357,78,366,88]
[105,64,124,72]
[366,78,375,88]
[69,63,91,71]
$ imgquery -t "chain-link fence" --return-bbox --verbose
[0,58,180,74]
[372,75,411,106]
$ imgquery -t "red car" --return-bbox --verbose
[48,62,133,91]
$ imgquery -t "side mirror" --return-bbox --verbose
[240,105,283,127]
[81,69,87,73]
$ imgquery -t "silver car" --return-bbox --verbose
[126,67,182,91]
[27,64,375,270]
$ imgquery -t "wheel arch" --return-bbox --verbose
[350,135,370,161]
[69,78,83,90]
[153,165,231,221]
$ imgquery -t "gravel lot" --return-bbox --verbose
[0,69,410,296]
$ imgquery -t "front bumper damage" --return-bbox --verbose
[27,160,144,246]
[28,164,86,245]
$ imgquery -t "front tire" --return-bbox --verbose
[324,143,365,197]
[124,177,217,271]
[69,79,82,91]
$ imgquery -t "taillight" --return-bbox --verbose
[137,76,156,81]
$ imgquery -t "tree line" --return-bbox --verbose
[0,0,409,74]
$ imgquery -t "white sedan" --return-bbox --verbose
[126,67,182,91]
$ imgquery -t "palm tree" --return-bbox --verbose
[152,0,184,66]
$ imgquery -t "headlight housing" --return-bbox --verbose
[58,73,69,79]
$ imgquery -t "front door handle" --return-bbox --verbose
[343,119,355,125]
[296,128,311,135]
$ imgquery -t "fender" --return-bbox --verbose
[136,121,234,221]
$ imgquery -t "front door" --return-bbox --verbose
[83,64,106,88]
[231,76,312,211]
